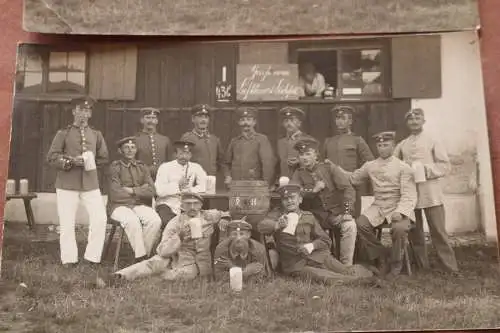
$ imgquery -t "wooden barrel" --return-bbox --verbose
[229,180,270,216]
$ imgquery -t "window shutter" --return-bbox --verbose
[391,35,442,99]
[88,45,138,100]
[239,42,288,64]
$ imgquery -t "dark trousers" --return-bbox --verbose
[409,205,458,272]
[356,215,411,274]
[155,204,176,230]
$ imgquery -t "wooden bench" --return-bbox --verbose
[6,193,37,230]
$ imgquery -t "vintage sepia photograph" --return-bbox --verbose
[22,0,480,35]
[1,32,499,332]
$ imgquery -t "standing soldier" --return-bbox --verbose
[135,107,174,180]
[180,104,226,177]
[224,106,276,187]
[108,137,162,263]
[322,105,374,217]
[393,108,459,274]
[46,96,109,268]
[290,138,357,266]
[276,106,316,181]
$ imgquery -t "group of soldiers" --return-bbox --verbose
[46,95,460,287]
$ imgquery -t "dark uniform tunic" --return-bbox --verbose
[322,133,374,217]
[107,159,156,214]
[180,129,226,176]
[224,131,276,184]
[291,162,356,229]
[276,130,316,179]
[135,131,173,179]
[46,125,109,191]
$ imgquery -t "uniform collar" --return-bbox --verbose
[287,130,302,140]
[119,158,137,167]
[239,130,256,140]
[142,129,157,135]
[192,128,210,138]
[71,124,89,129]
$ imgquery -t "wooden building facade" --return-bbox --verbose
[10,35,442,193]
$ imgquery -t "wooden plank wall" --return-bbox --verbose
[9,41,411,192]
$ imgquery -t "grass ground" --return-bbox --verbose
[1,223,499,333]
[23,0,479,35]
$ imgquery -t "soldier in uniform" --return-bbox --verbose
[180,104,226,177]
[393,108,459,273]
[346,131,418,278]
[223,106,276,187]
[110,193,231,282]
[155,140,207,226]
[322,105,374,217]
[213,219,268,281]
[108,137,162,263]
[276,106,316,181]
[46,96,109,267]
[135,107,174,180]
[290,138,357,266]
[258,184,373,284]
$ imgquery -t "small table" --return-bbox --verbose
[6,193,38,230]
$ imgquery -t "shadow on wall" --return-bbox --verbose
[443,147,478,195]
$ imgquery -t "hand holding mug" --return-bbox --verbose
[313,180,326,193]
[277,216,288,230]
[72,156,85,166]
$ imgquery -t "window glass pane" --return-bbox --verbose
[340,48,383,96]
[49,52,68,70]
[23,72,43,89]
[25,54,43,72]
[68,52,86,71]
[48,72,85,93]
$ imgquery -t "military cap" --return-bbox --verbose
[116,136,137,148]
[181,192,204,203]
[227,219,252,232]
[372,131,396,143]
[71,96,96,109]
[404,108,425,119]
[331,105,355,116]
[191,104,211,116]
[236,106,258,119]
[140,107,160,117]
[293,138,320,153]
[173,140,195,152]
[279,106,305,120]
[276,184,303,198]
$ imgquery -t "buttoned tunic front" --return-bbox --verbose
[135,131,173,178]
[393,131,450,209]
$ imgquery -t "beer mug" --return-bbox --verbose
[189,217,203,239]
[412,161,426,183]
[5,179,15,195]
[82,151,97,171]
[206,176,216,194]
[282,212,299,235]
[279,176,290,187]
[229,266,243,292]
[19,179,29,195]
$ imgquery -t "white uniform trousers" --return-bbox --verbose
[56,189,107,264]
[110,205,162,258]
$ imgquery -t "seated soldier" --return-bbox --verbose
[213,219,267,281]
[258,184,373,284]
[108,137,162,262]
[346,131,417,278]
[290,138,357,266]
[109,192,230,283]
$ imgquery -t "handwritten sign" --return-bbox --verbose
[216,81,232,102]
[236,64,304,101]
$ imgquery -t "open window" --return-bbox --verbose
[292,40,389,100]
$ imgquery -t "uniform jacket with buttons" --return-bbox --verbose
[258,209,332,274]
[291,162,356,217]
[135,131,174,178]
[322,133,374,172]
[107,158,156,214]
[224,131,276,185]
[46,125,109,191]
[180,129,227,176]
